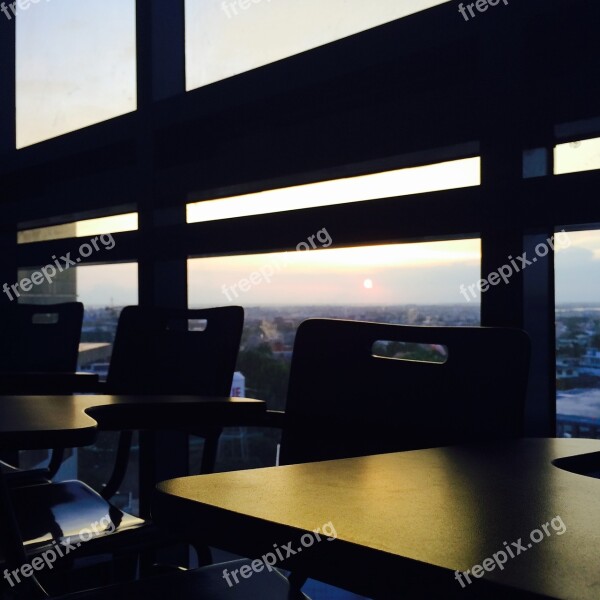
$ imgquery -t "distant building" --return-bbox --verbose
[579,348,600,377]
[18,265,77,305]
[18,224,77,304]
[78,342,112,373]
[556,358,579,381]
[230,371,245,397]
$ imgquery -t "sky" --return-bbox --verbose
[75,229,600,307]
[188,239,482,307]
[16,0,136,148]
[555,231,600,304]
[16,0,450,147]
[13,0,600,306]
[77,262,138,307]
[184,0,451,90]
[555,138,600,175]
[71,224,600,308]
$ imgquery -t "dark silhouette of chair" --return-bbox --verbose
[0,302,83,377]
[101,305,245,499]
[280,318,531,465]
[0,302,84,481]
[106,305,243,396]
[35,318,530,600]
[0,306,246,595]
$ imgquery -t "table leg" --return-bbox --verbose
[138,430,191,572]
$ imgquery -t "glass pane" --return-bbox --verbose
[16,0,137,148]
[10,236,119,305]
[555,229,600,439]
[18,213,138,244]
[523,148,548,179]
[190,240,479,595]
[554,137,600,175]
[15,260,137,365]
[185,0,451,90]
[188,238,481,470]
[16,261,139,512]
[77,263,139,512]
[187,158,480,223]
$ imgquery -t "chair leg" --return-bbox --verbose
[288,571,308,592]
[101,431,133,500]
[191,542,213,567]
[46,448,65,479]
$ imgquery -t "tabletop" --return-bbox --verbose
[154,438,600,599]
[0,394,265,450]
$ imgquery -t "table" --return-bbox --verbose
[0,374,100,469]
[154,438,600,599]
[0,393,265,515]
[0,394,265,451]
[0,393,266,592]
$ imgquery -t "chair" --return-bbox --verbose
[0,302,83,377]
[218,318,530,594]
[279,318,531,465]
[36,318,530,600]
[0,302,85,481]
[105,305,243,396]
[0,306,246,596]
[102,305,245,499]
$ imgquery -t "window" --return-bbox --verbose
[188,238,481,470]
[76,262,139,512]
[523,148,549,179]
[187,157,480,223]
[18,213,138,244]
[185,0,452,90]
[16,0,137,148]
[555,228,600,439]
[554,137,600,175]
[17,261,139,512]
[76,262,138,368]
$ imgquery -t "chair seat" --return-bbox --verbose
[4,480,154,563]
[1,459,52,486]
[51,560,310,599]
[0,459,20,474]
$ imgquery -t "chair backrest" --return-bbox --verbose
[106,305,244,395]
[280,318,531,465]
[0,302,83,373]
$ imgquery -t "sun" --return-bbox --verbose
[363,278,373,289]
